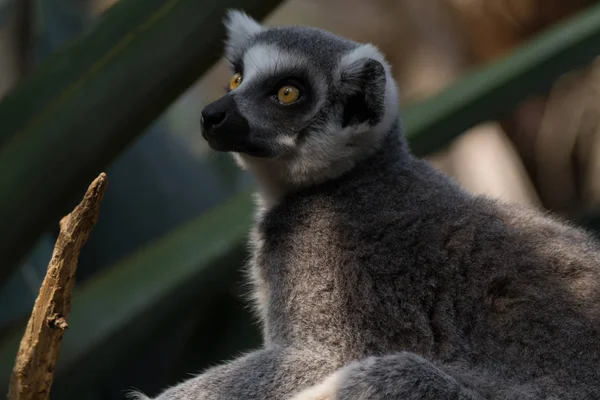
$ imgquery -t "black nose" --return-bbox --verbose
[201,108,226,132]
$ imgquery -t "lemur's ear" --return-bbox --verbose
[224,10,264,61]
[338,45,389,129]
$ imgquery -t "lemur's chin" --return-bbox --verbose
[206,139,274,158]
[202,128,276,158]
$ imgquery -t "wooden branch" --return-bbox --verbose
[8,173,108,400]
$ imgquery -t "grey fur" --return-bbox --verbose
[139,10,600,400]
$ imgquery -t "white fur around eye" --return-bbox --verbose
[239,43,328,111]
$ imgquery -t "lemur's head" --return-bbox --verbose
[201,10,399,201]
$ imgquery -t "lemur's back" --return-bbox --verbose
[256,131,600,398]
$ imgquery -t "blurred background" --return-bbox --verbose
[1,0,600,398]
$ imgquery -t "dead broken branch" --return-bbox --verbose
[8,173,107,400]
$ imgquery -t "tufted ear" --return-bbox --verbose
[339,58,386,128]
[337,44,395,129]
[224,9,264,61]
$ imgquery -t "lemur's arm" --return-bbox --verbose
[290,351,540,400]
[130,347,335,400]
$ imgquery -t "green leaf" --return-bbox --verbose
[404,2,600,156]
[0,0,284,283]
[0,0,14,27]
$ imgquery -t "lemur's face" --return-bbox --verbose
[201,11,398,162]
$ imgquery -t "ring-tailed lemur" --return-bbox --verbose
[134,10,600,400]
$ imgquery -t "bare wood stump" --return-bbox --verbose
[8,172,107,400]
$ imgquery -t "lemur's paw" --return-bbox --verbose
[124,389,151,400]
[289,367,348,400]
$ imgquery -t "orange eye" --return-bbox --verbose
[229,73,243,91]
[277,85,300,104]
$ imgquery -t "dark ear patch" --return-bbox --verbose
[340,59,386,128]
[342,92,377,128]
